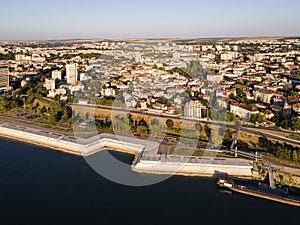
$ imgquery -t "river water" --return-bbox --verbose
[0,137,299,225]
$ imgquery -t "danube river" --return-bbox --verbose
[0,137,299,225]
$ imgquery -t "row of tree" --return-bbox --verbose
[250,113,265,124]
[47,102,72,125]
[257,137,299,162]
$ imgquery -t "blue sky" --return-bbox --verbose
[1,0,300,40]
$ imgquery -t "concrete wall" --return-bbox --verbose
[0,125,253,178]
[0,126,82,155]
[0,126,144,157]
[134,160,253,177]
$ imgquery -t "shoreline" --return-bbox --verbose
[0,122,254,178]
[0,132,83,156]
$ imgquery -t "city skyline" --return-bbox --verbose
[1,0,300,40]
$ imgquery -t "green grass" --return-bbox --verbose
[288,134,300,141]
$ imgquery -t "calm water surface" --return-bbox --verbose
[0,138,299,225]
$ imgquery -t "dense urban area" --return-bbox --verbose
[0,37,300,188]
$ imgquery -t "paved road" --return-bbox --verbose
[241,127,300,146]
[2,103,300,147]
[264,156,300,169]
[0,115,71,137]
[73,103,300,146]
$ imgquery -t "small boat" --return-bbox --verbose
[217,178,234,188]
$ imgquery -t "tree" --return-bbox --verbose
[271,112,280,125]
[48,114,56,125]
[224,129,233,142]
[291,117,300,131]
[0,98,9,113]
[210,126,223,148]
[35,108,42,117]
[166,119,174,129]
[292,150,299,162]
[281,119,289,129]
[49,102,61,115]
[67,94,74,103]
[226,112,235,122]
[137,125,148,136]
[149,119,165,138]
[48,102,62,123]
[61,109,69,123]
[236,88,244,97]
[113,116,130,134]
[257,114,265,124]
[135,102,141,109]
[250,114,258,124]
[229,93,236,100]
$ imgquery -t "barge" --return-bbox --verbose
[217,178,300,207]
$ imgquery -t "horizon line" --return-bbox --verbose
[1,35,300,42]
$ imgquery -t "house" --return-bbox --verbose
[271,101,292,119]
[230,103,259,121]
[292,103,300,116]
[153,103,167,111]
[167,107,176,114]
[262,110,275,120]
[254,89,275,104]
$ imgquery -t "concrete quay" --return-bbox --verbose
[0,122,254,178]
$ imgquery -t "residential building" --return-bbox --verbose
[100,87,116,97]
[0,65,9,91]
[292,103,300,116]
[52,70,62,80]
[282,101,292,119]
[184,101,208,119]
[66,64,78,85]
[230,103,259,121]
[254,89,275,104]
[44,78,56,91]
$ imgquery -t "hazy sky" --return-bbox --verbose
[1,0,300,40]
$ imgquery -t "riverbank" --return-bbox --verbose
[0,121,254,178]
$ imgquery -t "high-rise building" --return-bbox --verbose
[135,53,142,63]
[184,101,208,119]
[0,65,9,91]
[52,70,62,80]
[65,64,78,85]
[44,78,56,91]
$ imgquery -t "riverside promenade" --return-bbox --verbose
[0,121,254,178]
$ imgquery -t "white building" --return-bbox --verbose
[230,103,259,121]
[0,65,9,91]
[207,74,224,83]
[100,87,116,97]
[135,53,142,63]
[44,78,55,91]
[52,70,62,80]
[66,64,78,85]
[48,88,67,98]
[173,52,181,60]
[184,101,208,119]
